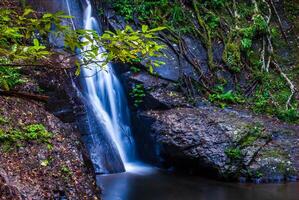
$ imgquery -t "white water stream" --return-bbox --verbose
[79,0,137,171]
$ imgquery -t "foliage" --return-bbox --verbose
[23,124,52,142]
[225,147,243,160]
[209,85,244,108]
[109,0,298,123]
[130,83,145,107]
[61,165,72,176]
[223,42,242,73]
[100,25,166,73]
[40,157,53,167]
[204,12,220,31]
[0,123,52,150]
[106,0,192,34]
[65,24,166,74]
[251,73,299,123]
[0,8,71,90]
[0,6,166,90]
[0,65,23,91]
[130,66,141,73]
[237,124,267,147]
[0,8,70,63]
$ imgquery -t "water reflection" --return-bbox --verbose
[97,169,299,200]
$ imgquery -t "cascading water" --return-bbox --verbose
[74,0,137,173]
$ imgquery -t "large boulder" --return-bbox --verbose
[125,71,299,182]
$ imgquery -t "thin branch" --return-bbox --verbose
[261,37,266,71]
[0,90,49,102]
[268,0,289,44]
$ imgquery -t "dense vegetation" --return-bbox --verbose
[105,0,299,123]
[0,2,165,90]
[0,0,298,124]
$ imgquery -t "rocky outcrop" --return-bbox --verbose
[123,71,299,182]
[101,2,299,182]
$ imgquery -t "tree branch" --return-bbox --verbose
[0,90,49,102]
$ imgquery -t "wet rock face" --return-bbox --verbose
[78,110,126,174]
[123,71,299,181]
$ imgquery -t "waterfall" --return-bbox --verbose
[68,0,137,173]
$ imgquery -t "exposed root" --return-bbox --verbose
[272,61,297,110]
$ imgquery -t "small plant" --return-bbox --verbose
[225,147,243,160]
[130,66,141,73]
[24,124,52,143]
[252,14,268,33]
[241,38,252,49]
[0,123,52,150]
[209,85,244,108]
[0,115,8,125]
[107,0,192,34]
[130,84,146,107]
[204,12,220,30]
[40,157,53,167]
[0,65,24,91]
[276,108,299,123]
[250,74,299,123]
[61,165,72,176]
[223,42,242,73]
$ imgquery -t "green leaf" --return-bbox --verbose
[75,66,81,76]
[41,159,50,167]
[241,38,252,49]
[148,27,167,32]
[142,25,149,33]
[23,8,33,17]
[42,13,53,19]
[33,39,39,47]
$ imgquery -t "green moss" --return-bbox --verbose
[223,42,241,73]
[0,123,52,151]
[225,124,267,162]
[225,147,243,160]
[262,149,288,159]
[238,124,267,147]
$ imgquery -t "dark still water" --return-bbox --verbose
[97,167,299,200]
